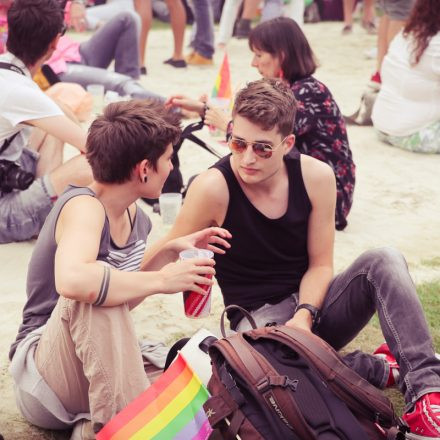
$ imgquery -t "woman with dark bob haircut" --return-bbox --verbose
[248,17,355,231]
[169,17,355,230]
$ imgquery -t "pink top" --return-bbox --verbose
[47,36,81,74]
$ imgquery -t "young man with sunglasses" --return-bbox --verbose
[0,0,91,243]
[153,79,440,438]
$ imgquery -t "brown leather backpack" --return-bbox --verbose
[203,305,407,440]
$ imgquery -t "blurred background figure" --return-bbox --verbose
[341,0,376,35]
[69,0,187,72]
[372,0,440,154]
[370,0,416,87]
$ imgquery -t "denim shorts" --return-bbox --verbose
[0,148,55,243]
[378,0,416,20]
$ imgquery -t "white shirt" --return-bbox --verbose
[372,31,440,137]
[0,53,62,162]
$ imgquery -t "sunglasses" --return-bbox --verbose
[228,135,288,159]
[60,23,67,36]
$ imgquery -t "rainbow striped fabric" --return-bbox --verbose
[211,52,232,100]
[96,353,213,440]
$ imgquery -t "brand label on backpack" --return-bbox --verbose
[267,393,294,431]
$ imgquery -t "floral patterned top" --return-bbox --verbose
[291,76,355,230]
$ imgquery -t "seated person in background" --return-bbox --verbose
[0,0,92,243]
[149,79,440,439]
[9,99,230,438]
[170,17,355,230]
[372,0,440,154]
[48,12,164,100]
[0,1,164,100]
[72,0,188,70]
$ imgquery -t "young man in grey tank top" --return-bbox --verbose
[145,78,440,439]
[9,100,231,437]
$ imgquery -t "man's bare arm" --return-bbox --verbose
[141,169,229,270]
[286,155,336,331]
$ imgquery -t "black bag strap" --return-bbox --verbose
[220,305,257,338]
[0,132,19,155]
[0,62,26,76]
[0,62,26,156]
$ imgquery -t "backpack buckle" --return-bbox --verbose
[283,377,299,392]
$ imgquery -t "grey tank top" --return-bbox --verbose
[9,186,152,360]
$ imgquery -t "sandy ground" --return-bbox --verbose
[1,21,440,439]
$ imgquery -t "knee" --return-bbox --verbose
[119,10,140,29]
[359,247,408,275]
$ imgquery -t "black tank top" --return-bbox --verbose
[212,153,311,329]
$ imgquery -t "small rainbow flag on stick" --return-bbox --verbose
[96,354,212,440]
[211,52,232,100]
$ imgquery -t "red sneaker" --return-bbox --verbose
[369,71,382,91]
[373,343,400,387]
[403,393,440,439]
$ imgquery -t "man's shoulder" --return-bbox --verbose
[300,154,336,198]
[190,167,229,199]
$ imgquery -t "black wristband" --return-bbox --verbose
[294,303,321,328]
[201,103,208,123]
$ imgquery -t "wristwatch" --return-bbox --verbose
[294,303,321,328]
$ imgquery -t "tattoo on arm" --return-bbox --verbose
[93,266,110,306]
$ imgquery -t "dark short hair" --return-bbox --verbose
[249,17,318,84]
[232,79,297,137]
[86,100,181,184]
[7,0,65,66]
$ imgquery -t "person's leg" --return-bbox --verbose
[85,0,138,30]
[217,0,242,46]
[260,0,283,22]
[34,297,149,432]
[284,0,305,27]
[187,0,215,61]
[164,0,187,62]
[361,0,376,33]
[342,0,354,33]
[134,0,152,68]
[79,12,140,79]
[59,64,164,101]
[315,248,440,408]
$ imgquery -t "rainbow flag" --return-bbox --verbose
[211,52,232,100]
[96,354,212,440]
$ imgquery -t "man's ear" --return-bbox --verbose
[283,134,295,155]
[136,159,151,181]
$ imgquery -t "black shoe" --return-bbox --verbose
[140,66,147,75]
[234,18,251,39]
[163,58,187,68]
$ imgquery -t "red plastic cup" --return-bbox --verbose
[179,249,214,319]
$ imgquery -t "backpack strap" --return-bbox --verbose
[221,333,316,440]
[252,326,397,427]
[220,305,257,338]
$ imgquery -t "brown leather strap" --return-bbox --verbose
[262,326,395,425]
[221,305,257,338]
[219,334,316,440]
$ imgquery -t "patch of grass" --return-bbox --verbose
[421,257,440,268]
[364,280,440,350]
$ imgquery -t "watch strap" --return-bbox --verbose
[294,303,321,327]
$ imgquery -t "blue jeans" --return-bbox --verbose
[188,0,215,59]
[0,148,55,243]
[59,13,163,101]
[236,248,440,411]
[79,11,140,79]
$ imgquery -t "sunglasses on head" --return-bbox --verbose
[60,23,67,36]
[228,135,288,159]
